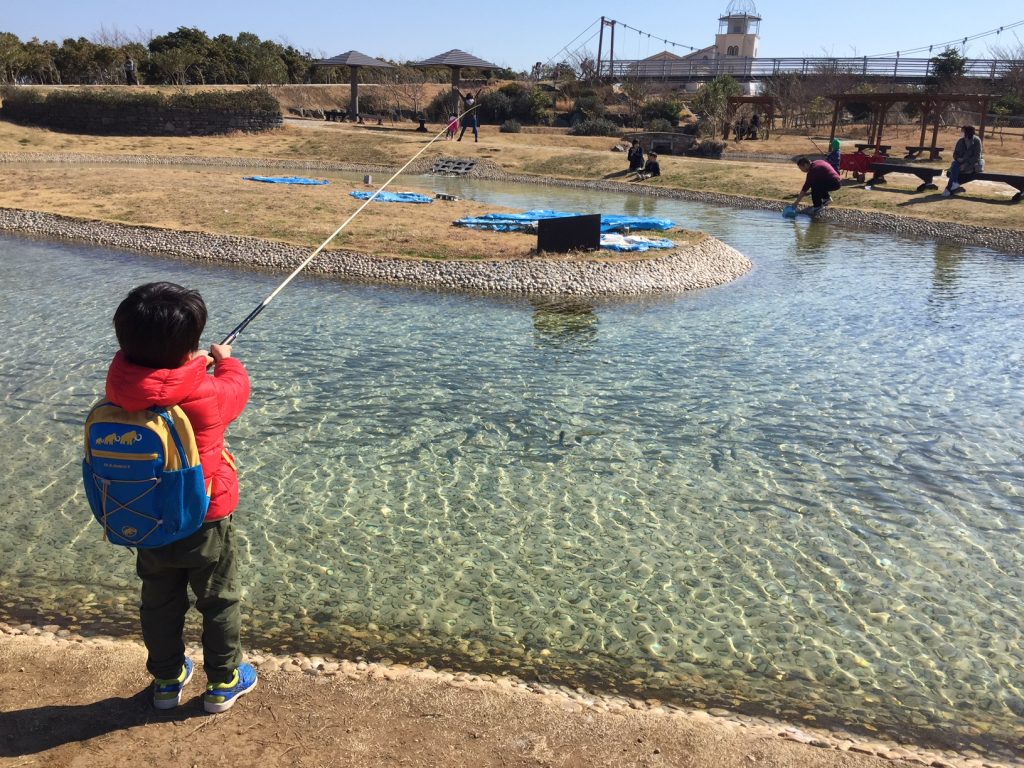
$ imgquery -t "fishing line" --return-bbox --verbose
[219,104,480,346]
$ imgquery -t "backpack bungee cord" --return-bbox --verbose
[219,103,480,346]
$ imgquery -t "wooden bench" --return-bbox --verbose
[357,113,386,126]
[866,163,943,192]
[854,143,891,154]
[904,145,944,160]
[952,172,1024,202]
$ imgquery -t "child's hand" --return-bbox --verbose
[209,343,233,363]
[191,349,215,367]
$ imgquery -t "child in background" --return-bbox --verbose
[827,138,842,173]
[105,282,257,714]
[637,152,661,180]
[446,114,459,140]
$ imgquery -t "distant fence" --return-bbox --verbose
[603,57,1024,83]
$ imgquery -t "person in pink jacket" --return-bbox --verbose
[106,282,257,714]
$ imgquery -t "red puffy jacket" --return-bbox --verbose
[105,351,251,522]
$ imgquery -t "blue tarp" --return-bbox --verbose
[454,209,675,233]
[350,191,433,204]
[243,176,330,185]
[600,234,676,252]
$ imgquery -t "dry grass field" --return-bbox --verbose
[0,163,698,260]
[0,105,1022,240]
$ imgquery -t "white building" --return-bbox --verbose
[627,1,762,93]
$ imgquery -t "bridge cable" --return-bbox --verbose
[866,19,1024,58]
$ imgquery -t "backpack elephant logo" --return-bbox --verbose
[95,430,143,446]
[118,430,142,445]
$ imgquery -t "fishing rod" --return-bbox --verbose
[806,136,826,155]
[219,104,480,346]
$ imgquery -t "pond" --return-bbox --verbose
[1,178,1022,758]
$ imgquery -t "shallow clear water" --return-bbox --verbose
[1,180,1023,756]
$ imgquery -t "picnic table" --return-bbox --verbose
[952,172,1024,202]
[866,163,943,192]
[903,146,944,160]
[854,143,891,154]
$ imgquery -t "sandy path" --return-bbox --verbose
[3,629,998,768]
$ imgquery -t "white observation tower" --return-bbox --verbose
[716,0,761,58]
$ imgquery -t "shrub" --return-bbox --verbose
[687,140,726,158]
[572,93,606,118]
[426,83,551,125]
[641,97,683,125]
[568,118,619,136]
[0,87,281,134]
[499,119,521,133]
[645,117,673,132]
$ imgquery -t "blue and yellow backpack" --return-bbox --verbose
[82,402,210,548]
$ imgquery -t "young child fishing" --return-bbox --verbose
[91,282,256,713]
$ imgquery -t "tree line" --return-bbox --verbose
[0,26,517,86]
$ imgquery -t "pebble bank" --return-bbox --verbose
[0,206,752,297]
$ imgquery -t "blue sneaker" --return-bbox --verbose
[203,662,258,714]
[153,657,194,710]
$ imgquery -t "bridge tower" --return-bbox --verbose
[715,0,761,58]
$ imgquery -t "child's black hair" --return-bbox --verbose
[113,282,207,369]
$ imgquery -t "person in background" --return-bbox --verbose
[735,116,748,142]
[826,138,841,173]
[794,156,841,212]
[456,87,483,142]
[943,125,984,197]
[637,152,661,180]
[748,112,760,140]
[627,139,645,172]
[446,114,458,140]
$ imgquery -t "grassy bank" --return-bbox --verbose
[0,117,1021,237]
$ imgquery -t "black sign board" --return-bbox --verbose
[537,214,601,253]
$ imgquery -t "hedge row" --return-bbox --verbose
[0,87,282,135]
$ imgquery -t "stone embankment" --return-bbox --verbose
[0,207,753,297]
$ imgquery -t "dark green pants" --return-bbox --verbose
[136,516,242,684]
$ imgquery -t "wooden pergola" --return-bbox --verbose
[724,96,777,139]
[828,93,993,159]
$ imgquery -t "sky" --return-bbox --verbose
[2,0,1021,71]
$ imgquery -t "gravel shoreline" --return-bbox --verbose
[2,150,1021,255]
[3,621,1018,767]
[0,206,752,297]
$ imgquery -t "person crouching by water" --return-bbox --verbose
[943,125,984,197]
[636,152,661,180]
[627,139,645,172]
[794,156,841,213]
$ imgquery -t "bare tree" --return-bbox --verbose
[620,77,650,127]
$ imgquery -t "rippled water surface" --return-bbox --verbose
[1,180,1023,756]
